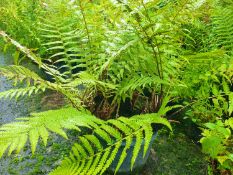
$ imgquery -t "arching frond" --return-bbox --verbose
[50,113,172,175]
[0,107,102,157]
[0,30,65,81]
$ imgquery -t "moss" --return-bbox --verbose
[142,129,208,175]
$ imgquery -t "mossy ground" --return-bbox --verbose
[142,129,208,175]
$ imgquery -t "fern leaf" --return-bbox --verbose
[38,126,49,146]
[107,119,133,135]
[131,113,172,131]
[100,124,122,140]
[84,135,103,151]
[16,135,28,154]
[51,114,172,175]
[114,136,132,174]
[0,86,45,100]
[79,158,93,175]
[0,107,101,157]
[131,130,143,170]
[29,128,40,154]
[86,153,101,175]
[228,92,233,116]
[79,137,94,156]
[92,147,111,175]
[100,142,122,174]
[94,127,112,144]
[143,124,153,158]
[73,143,87,158]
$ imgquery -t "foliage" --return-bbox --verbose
[50,112,171,175]
[0,0,233,174]
[200,119,233,171]
[0,1,178,174]
[0,107,101,157]
[177,1,233,173]
[0,0,42,63]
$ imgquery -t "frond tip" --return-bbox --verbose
[0,107,101,157]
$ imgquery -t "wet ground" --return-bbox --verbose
[0,53,208,175]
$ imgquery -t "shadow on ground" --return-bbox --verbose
[142,130,208,175]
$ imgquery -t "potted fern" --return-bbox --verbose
[0,30,172,174]
[0,0,202,174]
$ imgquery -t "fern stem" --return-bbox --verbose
[140,0,163,79]
[78,0,92,50]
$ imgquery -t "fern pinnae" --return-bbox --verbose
[93,147,111,175]
[73,143,87,158]
[86,153,102,175]
[118,117,141,130]
[0,86,45,100]
[29,128,40,155]
[7,137,19,156]
[100,142,122,175]
[114,136,132,174]
[74,160,86,175]
[0,143,11,158]
[72,145,80,159]
[69,152,77,164]
[100,124,122,140]
[107,119,133,135]
[94,127,112,144]
[46,123,68,140]
[143,124,153,158]
[38,126,49,146]
[0,107,101,157]
[16,134,28,154]
[79,137,94,156]
[84,135,103,151]
[79,158,93,175]
[131,130,143,170]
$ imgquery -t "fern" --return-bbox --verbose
[0,107,101,157]
[0,1,204,174]
[50,113,172,175]
[38,18,86,79]
[0,65,81,106]
[211,6,233,52]
[0,30,64,81]
[0,86,45,100]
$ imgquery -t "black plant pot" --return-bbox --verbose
[107,131,158,175]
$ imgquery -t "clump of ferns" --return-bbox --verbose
[0,0,205,174]
[0,30,173,175]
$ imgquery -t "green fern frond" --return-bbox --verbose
[50,113,171,175]
[0,107,101,157]
[212,7,233,52]
[0,65,83,107]
[0,30,65,81]
[143,124,153,158]
[115,75,170,102]
[38,17,86,79]
[0,65,43,83]
[0,86,45,100]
